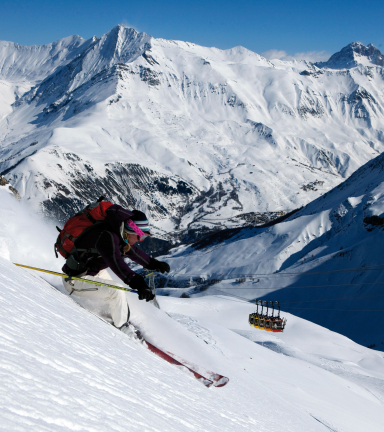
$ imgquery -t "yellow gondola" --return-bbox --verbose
[249,300,287,332]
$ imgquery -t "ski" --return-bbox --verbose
[138,333,229,388]
[123,322,228,388]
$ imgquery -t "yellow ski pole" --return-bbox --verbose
[13,263,137,293]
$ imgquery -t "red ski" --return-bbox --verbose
[125,323,228,388]
[143,339,229,388]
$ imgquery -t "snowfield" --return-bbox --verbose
[1,186,384,431]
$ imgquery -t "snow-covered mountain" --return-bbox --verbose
[0,26,384,238]
[316,41,384,69]
[161,149,384,349]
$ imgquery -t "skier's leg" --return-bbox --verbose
[63,277,101,297]
[107,289,130,327]
[63,271,130,328]
[91,269,130,328]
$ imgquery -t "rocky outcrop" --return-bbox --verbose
[0,175,8,186]
[0,175,20,200]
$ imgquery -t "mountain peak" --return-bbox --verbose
[106,24,147,41]
[97,24,151,60]
[316,42,384,69]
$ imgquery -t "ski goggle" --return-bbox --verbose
[122,220,151,243]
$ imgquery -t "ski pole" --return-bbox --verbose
[13,263,138,293]
[144,271,160,310]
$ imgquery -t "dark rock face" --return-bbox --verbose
[0,175,8,186]
[351,43,384,66]
[347,86,377,119]
[8,186,20,200]
[316,42,384,69]
[139,66,161,86]
[363,215,384,231]
[38,158,200,224]
[0,175,21,200]
[301,180,324,192]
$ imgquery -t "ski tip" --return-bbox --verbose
[199,378,214,388]
[211,375,229,387]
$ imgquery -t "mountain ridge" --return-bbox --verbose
[0,34,93,82]
[0,26,384,239]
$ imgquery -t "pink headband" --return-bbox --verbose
[126,219,146,237]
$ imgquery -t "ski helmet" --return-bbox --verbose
[123,210,151,241]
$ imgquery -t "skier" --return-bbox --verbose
[61,204,170,333]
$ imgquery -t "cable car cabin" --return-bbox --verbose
[249,313,263,329]
[258,316,265,329]
[264,318,273,332]
[248,313,257,327]
[271,317,287,332]
[249,300,287,332]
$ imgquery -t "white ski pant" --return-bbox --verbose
[62,269,129,328]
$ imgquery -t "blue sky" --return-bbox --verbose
[1,0,383,61]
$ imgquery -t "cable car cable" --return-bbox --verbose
[169,264,384,279]
[160,280,384,291]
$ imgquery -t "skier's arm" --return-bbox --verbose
[126,247,171,273]
[103,203,169,272]
[95,230,136,283]
[124,245,151,268]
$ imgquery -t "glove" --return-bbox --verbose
[128,274,155,302]
[147,258,170,274]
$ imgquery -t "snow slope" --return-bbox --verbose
[1,255,384,431]
[0,35,92,82]
[0,26,384,234]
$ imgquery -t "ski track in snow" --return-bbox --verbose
[239,329,384,406]
[170,311,384,409]
[168,312,224,355]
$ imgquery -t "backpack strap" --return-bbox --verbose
[84,211,97,224]
[55,231,76,259]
